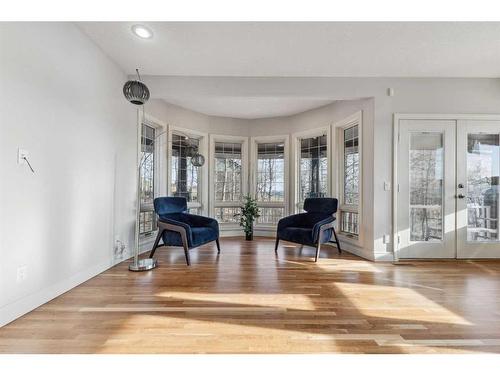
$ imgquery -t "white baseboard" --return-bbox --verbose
[335,242,375,261]
[373,252,396,261]
[0,258,119,328]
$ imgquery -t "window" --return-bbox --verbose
[170,133,201,213]
[253,139,288,225]
[298,134,329,206]
[139,124,156,235]
[211,138,247,225]
[337,112,362,238]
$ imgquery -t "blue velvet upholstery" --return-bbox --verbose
[276,198,338,247]
[154,196,188,215]
[154,197,219,248]
[303,197,337,215]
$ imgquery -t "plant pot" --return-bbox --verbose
[245,232,253,241]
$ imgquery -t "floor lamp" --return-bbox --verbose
[123,69,158,272]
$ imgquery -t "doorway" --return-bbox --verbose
[395,115,500,259]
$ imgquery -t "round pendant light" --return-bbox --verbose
[191,153,205,167]
[123,69,150,105]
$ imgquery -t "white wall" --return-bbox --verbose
[146,99,252,136]
[0,23,136,326]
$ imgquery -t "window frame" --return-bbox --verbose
[209,134,249,229]
[138,122,157,236]
[138,113,167,245]
[332,111,363,246]
[167,125,209,215]
[292,127,331,214]
[250,135,290,230]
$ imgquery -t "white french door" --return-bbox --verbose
[396,117,500,259]
[457,120,500,258]
[397,120,456,258]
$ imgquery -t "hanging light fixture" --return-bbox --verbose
[191,152,205,167]
[123,69,150,105]
[185,138,205,167]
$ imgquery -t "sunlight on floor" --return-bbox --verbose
[152,292,317,310]
[315,259,384,273]
[333,282,472,325]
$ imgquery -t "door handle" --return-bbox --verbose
[456,194,465,199]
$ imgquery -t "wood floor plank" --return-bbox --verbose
[1,237,500,353]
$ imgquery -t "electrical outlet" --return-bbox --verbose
[16,265,27,283]
[114,239,126,257]
[383,234,391,244]
[18,148,29,165]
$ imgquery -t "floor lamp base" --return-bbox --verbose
[129,258,158,272]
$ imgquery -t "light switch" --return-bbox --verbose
[384,181,391,191]
[383,234,391,244]
[18,148,29,165]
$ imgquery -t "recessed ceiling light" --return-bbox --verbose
[131,25,153,39]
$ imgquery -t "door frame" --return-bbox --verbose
[393,113,500,261]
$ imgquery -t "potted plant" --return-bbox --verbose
[235,195,260,240]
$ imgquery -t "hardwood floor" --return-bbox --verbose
[1,237,500,353]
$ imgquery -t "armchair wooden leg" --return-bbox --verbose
[315,242,321,262]
[183,244,191,266]
[332,228,342,254]
[149,230,164,259]
[216,238,221,254]
[274,237,280,253]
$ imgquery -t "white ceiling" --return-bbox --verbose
[78,22,500,118]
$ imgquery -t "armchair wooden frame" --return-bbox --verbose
[275,218,341,262]
[149,220,221,266]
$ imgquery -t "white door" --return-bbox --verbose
[397,120,456,258]
[457,120,500,258]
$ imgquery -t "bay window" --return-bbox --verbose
[294,129,330,211]
[252,136,289,226]
[168,127,207,214]
[210,136,248,226]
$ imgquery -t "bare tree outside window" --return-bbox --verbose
[171,134,199,208]
[409,132,443,242]
[214,142,242,223]
[299,135,328,204]
[467,134,500,242]
[341,125,360,235]
[256,142,285,224]
[139,124,156,234]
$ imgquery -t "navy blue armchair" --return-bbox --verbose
[275,198,341,262]
[149,197,220,265]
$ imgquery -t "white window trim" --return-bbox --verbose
[250,134,290,231]
[332,111,363,247]
[209,134,249,230]
[139,113,167,244]
[167,125,209,215]
[291,126,331,214]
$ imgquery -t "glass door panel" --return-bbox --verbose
[409,132,444,242]
[466,134,500,242]
[457,121,500,258]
